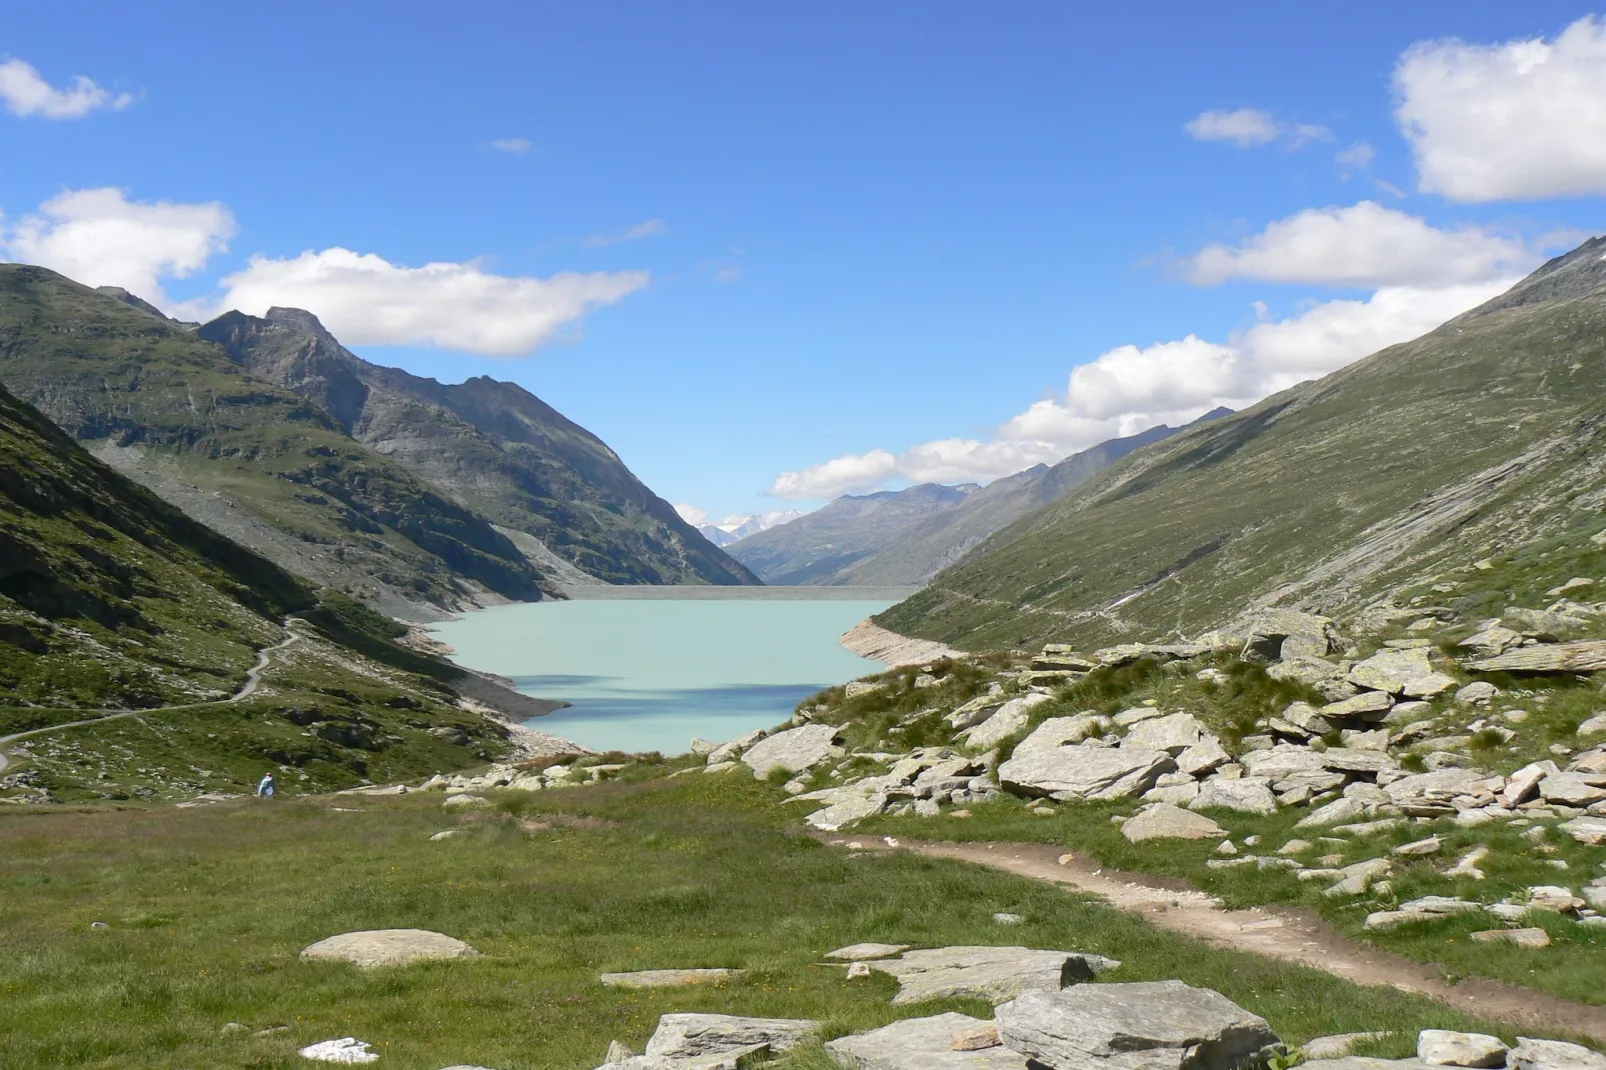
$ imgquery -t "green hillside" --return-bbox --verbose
[880,236,1606,650]
[197,307,760,587]
[0,266,552,618]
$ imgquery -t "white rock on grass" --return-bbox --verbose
[301,930,480,968]
[825,943,909,961]
[1303,1032,1389,1059]
[1122,713,1204,754]
[1508,1037,1606,1069]
[1503,762,1559,807]
[1121,803,1224,842]
[1177,737,1230,777]
[827,1012,1028,1069]
[443,794,491,808]
[805,791,889,832]
[995,980,1279,1070]
[1363,896,1478,929]
[707,729,765,765]
[1560,816,1606,845]
[299,1038,379,1064]
[998,742,1172,801]
[964,695,1053,751]
[741,724,842,779]
[1455,682,1499,706]
[1470,927,1551,948]
[1417,1030,1508,1068]
[1326,859,1392,899]
[1579,714,1606,736]
[599,968,746,988]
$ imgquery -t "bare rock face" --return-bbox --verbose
[1468,640,1606,673]
[301,929,480,968]
[999,742,1173,801]
[995,980,1279,1070]
[642,1013,821,1060]
[741,724,842,778]
[827,1012,1029,1069]
[871,945,1117,1006]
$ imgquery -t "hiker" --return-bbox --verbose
[256,772,276,798]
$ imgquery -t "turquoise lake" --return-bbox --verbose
[428,591,908,755]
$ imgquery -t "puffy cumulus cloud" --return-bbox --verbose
[1186,202,1535,289]
[1185,108,1331,148]
[0,57,133,119]
[1396,16,1606,201]
[3,187,235,304]
[769,279,1514,500]
[192,248,649,356]
[673,503,710,526]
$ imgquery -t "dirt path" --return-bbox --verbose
[825,835,1606,1044]
[0,620,305,776]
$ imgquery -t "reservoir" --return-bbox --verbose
[428,587,918,755]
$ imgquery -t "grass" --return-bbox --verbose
[0,775,1515,1069]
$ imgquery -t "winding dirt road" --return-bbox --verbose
[0,620,305,775]
[825,835,1606,1044]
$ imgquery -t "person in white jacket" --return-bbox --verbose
[256,772,277,798]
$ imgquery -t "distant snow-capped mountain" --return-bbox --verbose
[691,509,808,546]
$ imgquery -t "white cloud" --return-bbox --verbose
[0,57,132,119]
[1336,141,1375,173]
[674,503,710,526]
[1186,202,1535,288]
[585,219,669,247]
[1185,108,1332,148]
[3,187,235,304]
[193,248,649,356]
[489,137,533,153]
[1396,15,1606,201]
[769,279,1512,500]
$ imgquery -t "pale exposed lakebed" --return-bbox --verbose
[429,589,916,755]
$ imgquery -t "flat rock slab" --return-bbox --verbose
[999,742,1173,801]
[741,724,841,778]
[827,1012,1029,1069]
[600,968,747,988]
[301,929,480,968]
[1122,803,1224,842]
[1508,1037,1606,1069]
[643,1013,821,1060]
[1468,640,1606,673]
[871,945,1117,1006]
[996,980,1279,1070]
[826,943,910,961]
[299,1037,380,1064]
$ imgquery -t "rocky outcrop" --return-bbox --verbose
[827,1012,1028,1069]
[741,724,842,778]
[870,946,1116,1006]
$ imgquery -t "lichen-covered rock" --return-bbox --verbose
[995,980,1279,1070]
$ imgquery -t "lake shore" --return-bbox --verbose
[839,618,965,667]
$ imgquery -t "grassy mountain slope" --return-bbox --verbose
[0,377,526,801]
[0,266,551,617]
[823,414,1226,587]
[880,237,1606,651]
[726,483,980,584]
[197,308,759,586]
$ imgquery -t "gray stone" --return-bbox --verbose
[1538,772,1606,807]
[599,968,747,988]
[1242,745,1327,781]
[1503,761,1559,807]
[871,945,1116,1006]
[1327,858,1392,899]
[1562,815,1606,844]
[964,696,1053,751]
[999,742,1173,801]
[1508,1037,1606,1070]
[643,1013,821,1060]
[1468,641,1606,674]
[1525,885,1584,913]
[443,793,491,808]
[1349,649,1456,698]
[995,980,1279,1070]
[1579,713,1606,736]
[826,942,909,961]
[1296,797,1371,828]
[1392,836,1442,857]
[1123,713,1204,754]
[1323,691,1396,720]
[707,729,765,765]
[806,792,889,831]
[1304,1034,1389,1060]
[1268,657,1348,692]
[1122,803,1224,842]
[301,929,480,968]
[1363,895,1477,928]
[1191,776,1278,815]
[1012,715,1112,754]
[1454,681,1500,706]
[827,1012,1029,1069]
[1417,1030,1507,1068]
[1470,927,1551,948]
[1177,737,1230,778]
[1113,705,1168,727]
[1383,769,1497,814]
[1143,781,1201,806]
[741,724,842,778]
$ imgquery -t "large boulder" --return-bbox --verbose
[999,742,1173,801]
[1123,713,1204,754]
[826,1012,1029,1069]
[741,724,842,778]
[301,929,480,968]
[1190,777,1278,815]
[1241,745,1327,781]
[707,729,765,765]
[1383,769,1498,814]
[1199,609,1334,660]
[1417,1028,1506,1064]
[1507,1038,1606,1069]
[1122,804,1225,842]
[996,980,1279,1070]
[871,946,1116,1006]
[965,695,1054,751]
[1013,715,1111,754]
[1348,649,1456,698]
[805,790,889,831]
[642,1013,821,1060]
[1467,640,1606,674]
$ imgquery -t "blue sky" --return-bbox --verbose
[3,3,1604,524]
